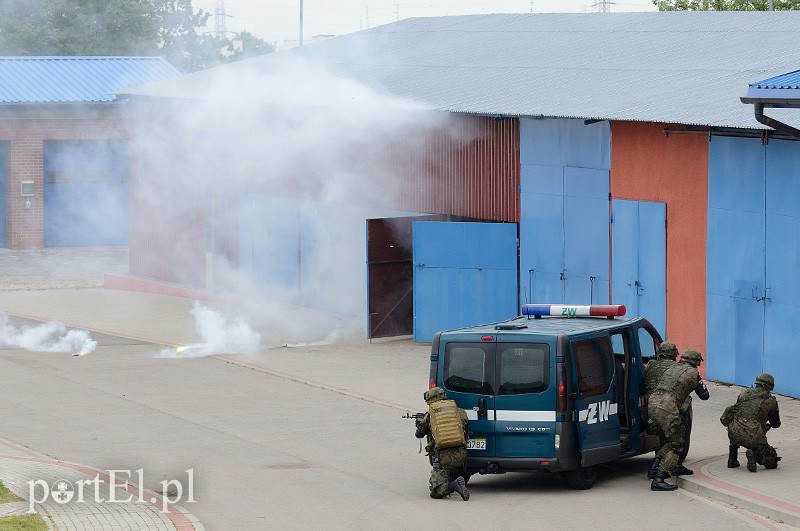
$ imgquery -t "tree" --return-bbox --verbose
[653,0,800,9]
[0,0,275,72]
[224,31,276,62]
[0,0,159,56]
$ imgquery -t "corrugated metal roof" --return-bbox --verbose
[122,12,800,129]
[744,69,800,105]
[0,57,181,104]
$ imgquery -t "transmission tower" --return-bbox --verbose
[592,0,615,12]
[215,0,227,39]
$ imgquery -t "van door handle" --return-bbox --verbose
[477,397,488,418]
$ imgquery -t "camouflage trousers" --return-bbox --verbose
[727,417,780,469]
[648,391,683,473]
[429,446,467,499]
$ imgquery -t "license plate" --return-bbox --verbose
[467,438,486,450]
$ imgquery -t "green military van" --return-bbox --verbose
[428,304,662,489]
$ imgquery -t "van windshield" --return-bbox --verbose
[443,342,549,396]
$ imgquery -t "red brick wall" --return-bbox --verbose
[0,111,129,249]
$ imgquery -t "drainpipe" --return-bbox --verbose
[753,102,800,139]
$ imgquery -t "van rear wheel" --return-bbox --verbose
[564,465,596,490]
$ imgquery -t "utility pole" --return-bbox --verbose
[299,0,304,46]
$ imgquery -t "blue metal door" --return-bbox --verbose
[43,140,129,246]
[520,165,610,306]
[763,139,800,397]
[707,136,766,386]
[0,142,6,246]
[611,199,666,336]
[412,221,518,343]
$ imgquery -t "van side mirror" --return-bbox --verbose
[478,397,488,418]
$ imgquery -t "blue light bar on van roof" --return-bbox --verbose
[522,304,626,317]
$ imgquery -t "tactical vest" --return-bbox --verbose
[653,363,697,404]
[735,387,770,424]
[643,359,675,397]
[429,399,466,450]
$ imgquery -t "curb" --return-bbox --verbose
[679,456,800,528]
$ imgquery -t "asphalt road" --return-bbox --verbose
[0,321,781,530]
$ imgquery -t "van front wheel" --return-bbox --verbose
[564,465,596,490]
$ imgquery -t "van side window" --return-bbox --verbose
[444,345,494,394]
[571,338,614,397]
[497,345,549,395]
[637,327,658,364]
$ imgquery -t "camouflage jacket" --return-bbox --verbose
[642,358,676,398]
[734,387,781,431]
[652,362,710,405]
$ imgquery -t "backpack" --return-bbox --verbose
[429,399,466,450]
[720,404,737,427]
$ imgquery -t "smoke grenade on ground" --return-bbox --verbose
[159,302,261,358]
[0,313,96,356]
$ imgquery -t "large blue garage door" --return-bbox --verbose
[611,199,667,336]
[519,118,611,307]
[44,140,129,246]
[708,135,800,396]
[412,221,518,343]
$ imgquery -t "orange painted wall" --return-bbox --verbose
[611,122,708,372]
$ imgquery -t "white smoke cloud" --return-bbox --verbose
[158,302,261,358]
[0,313,96,355]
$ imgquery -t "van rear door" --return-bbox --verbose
[440,337,555,459]
[493,339,555,458]
[441,341,496,457]
[568,334,621,466]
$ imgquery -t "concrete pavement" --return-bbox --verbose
[0,247,799,529]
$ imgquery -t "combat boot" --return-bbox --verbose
[647,458,660,479]
[746,449,757,472]
[672,463,693,476]
[727,445,740,468]
[650,471,678,491]
[448,476,470,501]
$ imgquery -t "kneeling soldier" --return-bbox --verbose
[722,373,781,472]
[415,387,470,500]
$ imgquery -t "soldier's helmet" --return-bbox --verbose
[755,373,775,391]
[681,349,704,367]
[424,386,447,404]
[657,341,679,360]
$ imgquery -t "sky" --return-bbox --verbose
[192,0,659,44]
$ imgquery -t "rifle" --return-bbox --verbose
[402,412,426,423]
[403,412,427,453]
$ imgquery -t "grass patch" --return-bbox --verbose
[0,515,48,530]
[0,481,21,504]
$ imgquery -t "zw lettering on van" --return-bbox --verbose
[562,307,578,316]
[578,400,618,425]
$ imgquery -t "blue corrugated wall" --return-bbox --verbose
[0,142,6,247]
[519,118,611,306]
[707,136,800,396]
[239,193,420,319]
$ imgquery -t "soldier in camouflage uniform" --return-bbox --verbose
[647,349,709,491]
[415,387,470,500]
[642,341,678,479]
[723,373,781,472]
